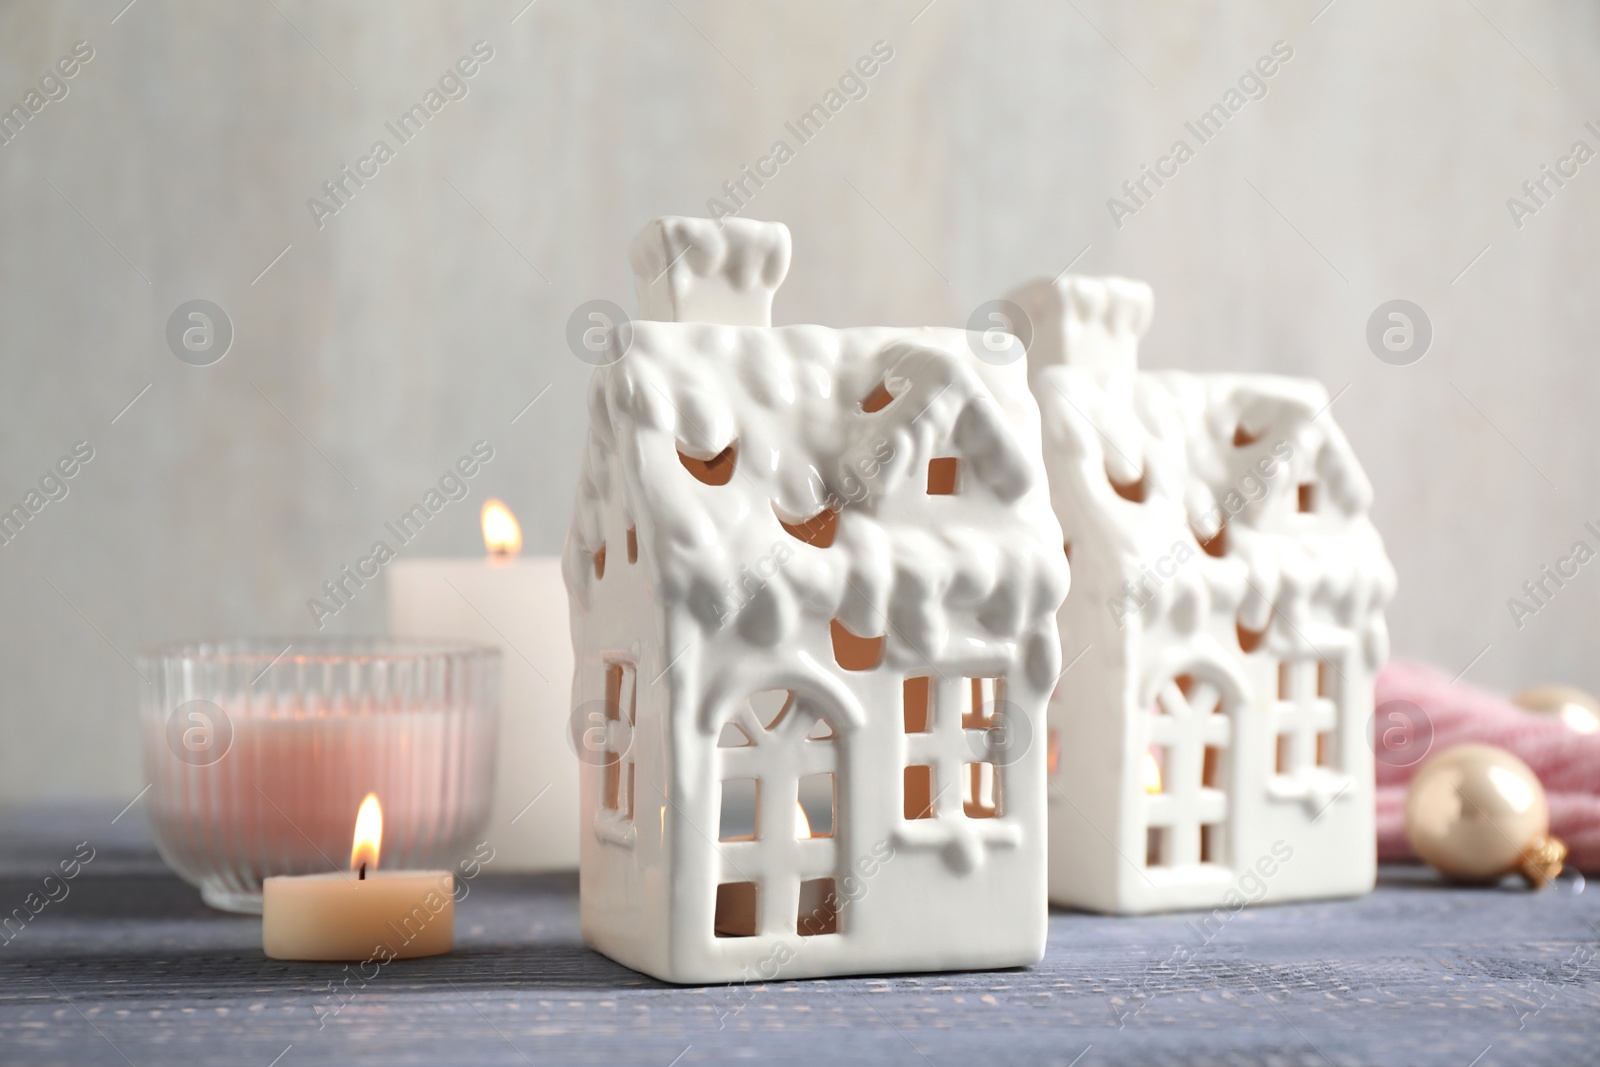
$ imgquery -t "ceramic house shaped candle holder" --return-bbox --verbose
[1006,274,1396,915]
[564,216,1069,983]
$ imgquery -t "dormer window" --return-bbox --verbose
[679,443,737,485]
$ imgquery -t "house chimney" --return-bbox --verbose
[1005,274,1153,385]
[629,216,792,326]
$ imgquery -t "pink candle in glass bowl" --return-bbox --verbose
[137,638,499,913]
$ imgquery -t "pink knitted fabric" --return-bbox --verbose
[1375,659,1600,872]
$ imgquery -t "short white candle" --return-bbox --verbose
[387,500,577,871]
[262,794,454,961]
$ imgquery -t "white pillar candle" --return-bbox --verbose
[386,501,577,870]
[262,795,454,961]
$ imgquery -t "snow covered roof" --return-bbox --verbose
[565,218,1067,683]
[1008,274,1395,657]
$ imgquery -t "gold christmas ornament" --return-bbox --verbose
[1405,743,1566,887]
[1512,683,1600,735]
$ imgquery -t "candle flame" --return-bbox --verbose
[795,802,812,839]
[351,793,382,874]
[481,498,522,559]
[1143,750,1163,795]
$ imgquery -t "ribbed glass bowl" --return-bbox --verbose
[138,638,500,913]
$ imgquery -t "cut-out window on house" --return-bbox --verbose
[1273,658,1340,777]
[798,773,835,838]
[1146,826,1168,867]
[1196,522,1227,558]
[775,503,839,547]
[1146,745,1169,794]
[626,526,638,563]
[1109,466,1147,503]
[1233,424,1264,447]
[1047,729,1061,776]
[805,718,836,741]
[903,676,931,733]
[679,443,738,486]
[927,456,960,495]
[1237,617,1267,653]
[718,778,760,841]
[861,380,896,413]
[1143,671,1232,869]
[963,677,1004,729]
[1200,823,1220,864]
[904,765,935,819]
[593,544,607,579]
[797,878,839,936]
[601,661,637,817]
[603,754,622,811]
[750,689,793,731]
[717,722,753,748]
[714,881,758,937]
[830,618,884,671]
[1202,744,1223,789]
[963,762,999,819]
[1298,483,1317,513]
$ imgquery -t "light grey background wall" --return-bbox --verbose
[1,0,1596,805]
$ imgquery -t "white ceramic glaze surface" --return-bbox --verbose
[1008,274,1396,915]
[564,217,1068,983]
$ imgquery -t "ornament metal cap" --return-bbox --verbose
[1518,834,1567,888]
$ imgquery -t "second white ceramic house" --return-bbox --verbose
[1006,273,1396,916]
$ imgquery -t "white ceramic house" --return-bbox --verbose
[1006,274,1396,915]
[564,216,1069,983]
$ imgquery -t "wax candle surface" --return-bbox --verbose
[262,870,455,961]
[388,555,576,870]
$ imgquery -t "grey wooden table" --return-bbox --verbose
[2,807,1597,1067]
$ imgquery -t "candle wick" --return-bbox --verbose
[359,862,367,881]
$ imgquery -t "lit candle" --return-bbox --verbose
[387,500,578,871]
[262,794,455,961]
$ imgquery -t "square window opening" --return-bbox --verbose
[1316,731,1333,768]
[927,456,960,495]
[797,773,835,837]
[1298,483,1316,513]
[603,755,621,811]
[605,661,637,725]
[1146,825,1168,867]
[1202,744,1223,790]
[1144,745,1168,795]
[963,762,999,819]
[903,675,932,733]
[904,765,936,820]
[797,878,840,936]
[714,881,758,938]
[719,778,760,841]
[963,676,1004,729]
[1277,661,1292,700]
[1275,734,1293,775]
[1200,824,1221,864]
